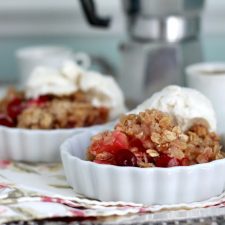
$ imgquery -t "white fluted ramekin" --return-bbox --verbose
[0,123,111,162]
[61,128,225,205]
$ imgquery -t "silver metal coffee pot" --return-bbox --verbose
[80,0,205,105]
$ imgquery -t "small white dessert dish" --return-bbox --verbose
[61,85,225,205]
[0,123,112,162]
[0,61,126,162]
[61,127,225,205]
[0,126,83,162]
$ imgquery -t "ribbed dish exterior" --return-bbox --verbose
[0,126,88,162]
[61,129,225,205]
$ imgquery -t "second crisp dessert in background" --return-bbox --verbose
[0,61,126,129]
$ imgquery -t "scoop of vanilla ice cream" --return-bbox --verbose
[26,66,77,99]
[25,61,126,119]
[131,85,217,132]
[61,60,84,82]
[80,71,126,119]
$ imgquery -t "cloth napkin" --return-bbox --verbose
[0,160,225,224]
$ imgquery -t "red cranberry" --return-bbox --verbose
[0,114,14,127]
[114,149,137,167]
[129,138,145,151]
[66,122,76,128]
[181,157,190,166]
[26,95,50,107]
[155,154,181,167]
[38,95,51,102]
[7,98,24,119]
[95,131,129,154]
[167,157,181,167]
[112,131,129,152]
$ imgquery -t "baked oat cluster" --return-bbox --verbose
[88,109,224,167]
[0,87,109,129]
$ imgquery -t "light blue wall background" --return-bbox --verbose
[0,36,122,82]
[1,36,225,82]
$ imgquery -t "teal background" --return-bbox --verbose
[0,35,225,82]
[0,36,122,83]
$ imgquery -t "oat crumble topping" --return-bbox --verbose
[88,109,224,167]
[0,87,109,129]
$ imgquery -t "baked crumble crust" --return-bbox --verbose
[0,88,109,129]
[88,109,223,167]
[18,100,109,129]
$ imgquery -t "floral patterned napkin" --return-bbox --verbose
[1,160,225,223]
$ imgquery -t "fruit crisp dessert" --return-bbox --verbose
[87,86,225,168]
[88,109,224,167]
[0,61,126,129]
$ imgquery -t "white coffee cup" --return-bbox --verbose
[16,45,91,86]
[186,62,225,137]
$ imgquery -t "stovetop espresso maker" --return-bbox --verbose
[80,0,205,105]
